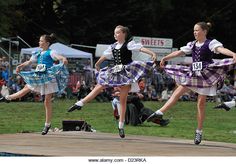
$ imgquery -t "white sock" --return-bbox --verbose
[224,100,235,108]
[45,123,51,127]
[118,121,124,129]
[5,95,11,100]
[196,129,202,134]
[155,110,163,115]
[75,100,84,106]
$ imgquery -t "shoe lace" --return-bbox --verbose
[195,132,202,142]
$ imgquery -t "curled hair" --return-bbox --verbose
[41,33,56,45]
[195,22,212,33]
[115,25,133,42]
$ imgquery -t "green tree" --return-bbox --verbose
[55,0,173,46]
[0,0,24,37]
[14,0,62,46]
[1,0,236,52]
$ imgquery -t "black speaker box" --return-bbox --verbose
[62,120,86,131]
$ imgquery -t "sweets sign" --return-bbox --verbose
[133,36,173,48]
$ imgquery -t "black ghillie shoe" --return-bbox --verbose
[159,119,170,127]
[118,128,125,138]
[67,104,82,112]
[213,103,231,111]
[194,132,202,145]
[147,113,163,122]
[41,125,51,135]
[0,97,10,103]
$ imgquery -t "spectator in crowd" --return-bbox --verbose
[0,79,9,98]
[153,69,165,97]
[147,85,158,101]
[160,86,169,102]
[125,93,170,126]
[214,98,236,111]
[1,56,10,67]
[216,78,236,102]
[0,77,5,86]
[83,60,93,85]
[138,78,149,101]
[111,85,170,126]
[21,56,32,71]
[72,80,88,100]
[1,66,9,84]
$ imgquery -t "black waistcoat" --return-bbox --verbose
[192,39,214,63]
[111,42,133,65]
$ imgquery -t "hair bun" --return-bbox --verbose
[49,33,56,43]
[206,22,212,28]
[50,33,55,37]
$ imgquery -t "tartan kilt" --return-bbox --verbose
[164,58,235,89]
[19,64,69,94]
[96,61,155,87]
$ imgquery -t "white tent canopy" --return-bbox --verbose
[20,42,93,67]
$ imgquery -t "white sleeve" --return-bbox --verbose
[103,45,113,60]
[127,40,143,51]
[29,51,38,63]
[50,50,60,61]
[180,41,193,55]
[209,39,223,54]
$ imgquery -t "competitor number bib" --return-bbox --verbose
[192,62,202,71]
[111,64,124,73]
[35,64,46,72]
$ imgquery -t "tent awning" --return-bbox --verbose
[20,42,93,67]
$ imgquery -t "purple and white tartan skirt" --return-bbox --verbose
[164,58,235,95]
[19,64,69,95]
[96,61,155,87]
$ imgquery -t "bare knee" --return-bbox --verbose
[44,95,52,105]
[197,95,206,109]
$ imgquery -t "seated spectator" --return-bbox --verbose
[180,91,191,101]
[150,85,158,101]
[138,78,149,101]
[0,77,5,86]
[83,60,93,85]
[0,81,9,97]
[214,99,236,111]
[125,93,169,126]
[72,80,88,100]
[111,85,170,126]
[1,66,9,84]
[217,79,236,102]
[160,87,168,101]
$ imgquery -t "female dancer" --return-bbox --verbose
[0,34,68,135]
[147,22,236,144]
[68,25,157,138]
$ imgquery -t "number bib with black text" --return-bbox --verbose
[111,64,124,73]
[35,64,46,72]
[192,62,202,71]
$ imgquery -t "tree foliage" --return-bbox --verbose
[0,0,236,51]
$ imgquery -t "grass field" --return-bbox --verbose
[0,99,236,143]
